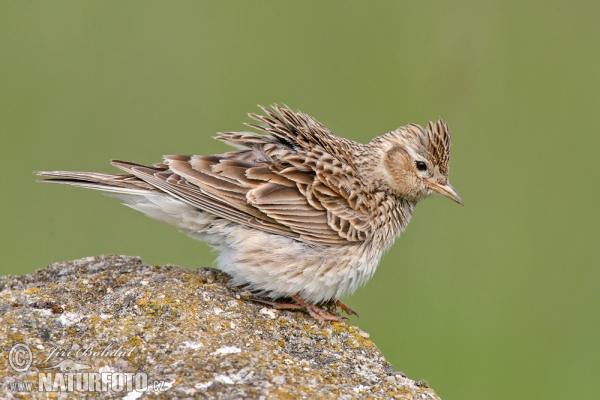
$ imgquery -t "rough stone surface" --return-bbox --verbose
[0,255,440,399]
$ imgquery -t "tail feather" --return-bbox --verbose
[35,170,157,195]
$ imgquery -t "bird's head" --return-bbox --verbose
[376,120,463,205]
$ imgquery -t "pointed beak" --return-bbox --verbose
[426,180,464,206]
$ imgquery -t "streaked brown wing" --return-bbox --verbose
[112,106,377,244]
[112,152,373,244]
[167,154,372,243]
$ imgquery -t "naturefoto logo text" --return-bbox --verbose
[7,343,169,394]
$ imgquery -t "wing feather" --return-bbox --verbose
[109,106,386,244]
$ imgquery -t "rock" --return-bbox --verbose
[0,255,440,399]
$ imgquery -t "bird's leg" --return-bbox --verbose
[330,299,360,318]
[249,296,342,324]
[250,297,305,310]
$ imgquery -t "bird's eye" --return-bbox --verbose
[415,161,427,171]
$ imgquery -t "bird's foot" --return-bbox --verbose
[330,299,360,318]
[250,295,342,324]
[290,295,342,324]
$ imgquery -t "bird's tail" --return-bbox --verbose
[35,167,157,195]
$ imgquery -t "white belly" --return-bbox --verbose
[117,193,397,303]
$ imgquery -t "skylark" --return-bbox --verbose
[37,105,462,323]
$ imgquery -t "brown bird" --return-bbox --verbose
[36,105,462,323]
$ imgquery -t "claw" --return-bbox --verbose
[331,299,360,318]
[290,295,341,324]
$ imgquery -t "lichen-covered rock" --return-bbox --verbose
[0,255,439,399]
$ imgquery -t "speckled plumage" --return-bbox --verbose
[37,105,462,322]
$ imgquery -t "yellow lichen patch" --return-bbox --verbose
[87,315,102,327]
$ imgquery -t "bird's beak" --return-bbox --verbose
[426,180,464,205]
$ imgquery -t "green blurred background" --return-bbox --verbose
[1,1,598,398]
